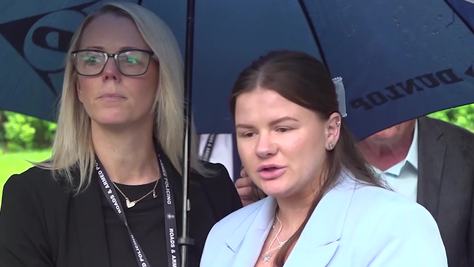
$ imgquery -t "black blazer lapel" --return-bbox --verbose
[417,117,446,218]
[71,171,111,267]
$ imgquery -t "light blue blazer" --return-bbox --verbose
[201,173,447,267]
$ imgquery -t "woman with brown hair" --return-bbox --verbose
[201,50,446,267]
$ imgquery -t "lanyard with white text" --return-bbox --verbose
[96,155,180,267]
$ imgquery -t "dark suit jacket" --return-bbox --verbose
[417,117,474,267]
[0,157,242,267]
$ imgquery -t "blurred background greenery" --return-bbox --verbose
[0,111,56,204]
[1,104,474,204]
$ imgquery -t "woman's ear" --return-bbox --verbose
[325,112,342,151]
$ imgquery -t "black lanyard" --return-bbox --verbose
[96,154,180,267]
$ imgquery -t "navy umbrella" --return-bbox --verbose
[1,0,473,139]
[304,0,474,138]
[0,0,473,140]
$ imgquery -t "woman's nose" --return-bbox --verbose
[255,134,277,158]
[102,59,121,81]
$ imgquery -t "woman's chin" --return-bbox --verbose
[90,116,135,129]
[260,186,289,199]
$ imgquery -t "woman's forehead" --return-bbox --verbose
[79,13,149,51]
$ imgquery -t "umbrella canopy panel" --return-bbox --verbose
[303,0,474,138]
[191,0,322,134]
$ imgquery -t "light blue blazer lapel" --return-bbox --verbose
[284,176,357,267]
[224,197,277,267]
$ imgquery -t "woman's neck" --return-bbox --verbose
[91,122,160,185]
[275,193,314,237]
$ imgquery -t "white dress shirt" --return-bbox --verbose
[199,133,234,178]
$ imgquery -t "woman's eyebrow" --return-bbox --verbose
[269,116,298,127]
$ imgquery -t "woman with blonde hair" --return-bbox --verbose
[0,2,241,267]
[201,50,447,267]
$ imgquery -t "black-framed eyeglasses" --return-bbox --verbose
[71,48,155,76]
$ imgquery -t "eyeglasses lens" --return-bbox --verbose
[73,50,151,76]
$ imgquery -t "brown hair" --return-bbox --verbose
[230,50,381,266]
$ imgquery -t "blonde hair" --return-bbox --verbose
[43,2,205,193]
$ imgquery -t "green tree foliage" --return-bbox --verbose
[428,103,474,132]
[0,103,473,152]
[1,111,56,152]
[4,113,35,150]
[0,112,5,151]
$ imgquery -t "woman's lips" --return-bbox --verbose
[257,165,286,180]
[98,93,126,102]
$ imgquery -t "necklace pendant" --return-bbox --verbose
[126,199,136,208]
[263,254,271,263]
[153,190,157,199]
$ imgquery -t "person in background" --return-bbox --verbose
[0,2,241,267]
[237,116,474,267]
[202,50,447,267]
[357,117,474,267]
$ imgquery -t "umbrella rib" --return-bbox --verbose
[180,0,196,266]
[443,0,474,34]
[297,0,332,74]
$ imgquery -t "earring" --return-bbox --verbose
[336,121,341,127]
[327,143,334,150]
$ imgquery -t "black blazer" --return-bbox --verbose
[0,157,242,267]
[417,117,474,267]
